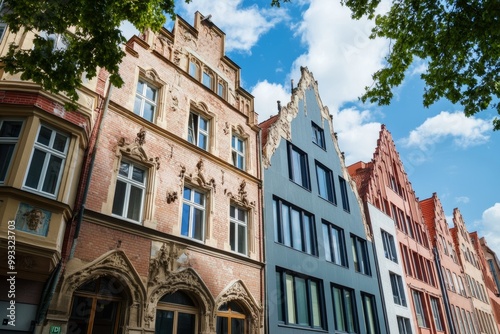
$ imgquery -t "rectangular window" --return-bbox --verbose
[134,80,157,122]
[0,119,23,183]
[276,270,324,329]
[202,71,212,88]
[273,197,317,255]
[390,273,407,306]
[351,235,371,275]
[111,160,147,222]
[316,162,336,203]
[430,297,444,331]
[339,176,350,212]
[231,135,245,170]
[181,186,206,241]
[287,143,310,189]
[217,81,225,97]
[311,122,325,149]
[230,205,247,255]
[189,61,199,79]
[361,293,380,334]
[381,230,398,262]
[0,23,6,43]
[397,316,412,334]
[412,290,427,328]
[322,221,347,266]
[24,124,68,196]
[331,284,357,333]
[188,112,209,150]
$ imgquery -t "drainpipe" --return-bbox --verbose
[257,126,268,334]
[34,82,113,330]
[434,246,456,334]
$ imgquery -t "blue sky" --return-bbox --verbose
[128,0,500,255]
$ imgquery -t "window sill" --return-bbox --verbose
[277,323,327,332]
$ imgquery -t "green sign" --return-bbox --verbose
[50,326,61,334]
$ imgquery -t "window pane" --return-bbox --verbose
[155,310,174,334]
[292,149,303,185]
[136,81,145,94]
[41,155,62,194]
[127,185,143,221]
[285,274,296,324]
[119,162,129,177]
[295,277,309,325]
[216,316,228,334]
[231,318,244,334]
[303,215,313,254]
[25,149,46,188]
[199,133,207,150]
[181,204,191,236]
[199,117,208,131]
[311,281,322,327]
[332,228,342,265]
[0,144,16,181]
[133,96,143,116]
[178,313,196,334]
[0,121,22,137]
[230,222,236,251]
[146,85,156,101]
[37,126,52,146]
[238,224,247,254]
[53,133,68,152]
[332,287,345,331]
[144,102,155,122]
[112,180,127,216]
[291,209,302,251]
[323,224,332,262]
[345,290,356,332]
[282,205,291,247]
[276,272,284,322]
[193,207,204,240]
[132,166,145,183]
[194,190,204,205]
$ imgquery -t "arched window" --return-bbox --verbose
[156,291,198,334]
[68,276,126,334]
[216,301,246,334]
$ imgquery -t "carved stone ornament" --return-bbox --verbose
[166,191,178,204]
[215,280,263,334]
[225,180,254,208]
[118,128,160,170]
[148,241,189,286]
[180,159,216,194]
[145,268,215,329]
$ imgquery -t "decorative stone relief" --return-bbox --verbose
[223,122,230,135]
[166,191,178,204]
[145,268,215,329]
[180,159,216,193]
[15,203,51,236]
[149,241,189,286]
[117,127,160,170]
[215,280,263,334]
[225,180,254,208]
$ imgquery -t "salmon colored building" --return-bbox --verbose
[451,209,498,334]
[37,12,264,334]
[349,125,448,334]
[421,193,477,334]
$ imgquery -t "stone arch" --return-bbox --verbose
[214,280,262,334]
[145,267,215,332]
[56,250,146,328]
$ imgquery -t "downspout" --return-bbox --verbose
[434,246,456,334]
[257,126,268,334]
[34,82,113,329]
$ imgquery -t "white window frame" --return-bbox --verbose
[430,297,444,331]
[231,134,245,170]
[382,230,398,262]
[188,112,209,151]
[390,273,407,306]
[0,119,23,183]
[181,185,206,241]
[134,79,157,122]
[23,124,69,197]
[111,160,147,223]
[230,205,247,255]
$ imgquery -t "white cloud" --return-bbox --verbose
[251,81,291,122]
[177,0,287,52]
[334,108,381,165]
[476,203,500,256]
[402,111,492,150]
[455,196,470,204]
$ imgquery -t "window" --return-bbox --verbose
[156,291,197,334]
[217,81,226,98]
[412,290,427,328]
[311,122,325,149]
[351,235,371,275]
[397,316,412,334]
[322,221,347,266]
[361,293,380,334]
[230,205,247,255]
[68,277,125,334]
[316,162,336,203]
[188,112,209,150]
[134,80,157,122]
[273,197,317,255]
[339,176,350,212]
[287,143,310,189]
[231,135,245,170]
[202,70,212,89]
[24,124,68,196]
[390,273,407,306]
[0,119,23,183]
[112,160,147,223]
[181,186,206,241]
[0,22,6,43]
[458,276,467,296]
[276,270,324,329]
[430,297,444,331]
[331,284,357,333]
[189,60,200,80]
[381,230,398,262]
[216,302,246,334]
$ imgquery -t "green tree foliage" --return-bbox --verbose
[0,0,184,104]
[273,0,500,129]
